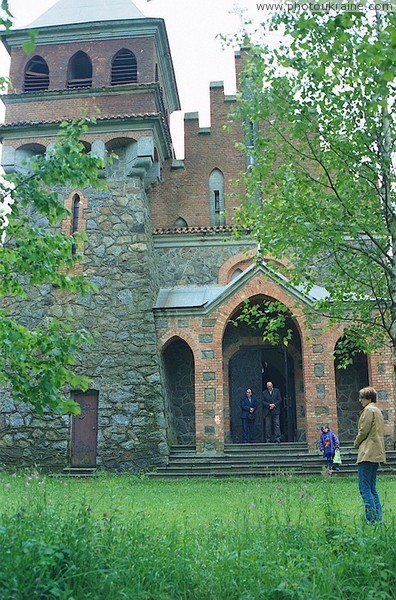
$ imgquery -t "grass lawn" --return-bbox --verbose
[1,471,396,599]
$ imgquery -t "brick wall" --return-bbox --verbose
[5,92,157,124]
[5,32,173,125]
[9,37,158,91]
[150,83,246,228]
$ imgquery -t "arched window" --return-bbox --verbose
[67,51,92,89]
[231,268,243,280]
[334,337,369,442]
[175,217,188,228]
[15,143,46,173]
[162,338,195,444]
[111,49,137,85]
[24,56,49,92]
[71,194,80,255]
[209,168,225,226]
[63,191,88,272]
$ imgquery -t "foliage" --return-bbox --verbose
[231,10,396,365]
[1,472,396,598]
[0,4,110,414]
[0,1,36,55]
[0,117,108,414]
[232,297,293,347]
[0,0,12,34]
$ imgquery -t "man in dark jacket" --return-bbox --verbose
[240,388,258,443]
[262,381,282,443]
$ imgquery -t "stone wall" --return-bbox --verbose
[0,157,169,472]
[154,235,254,287]
[0,397,70,469]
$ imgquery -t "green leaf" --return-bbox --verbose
[21,31,37,55]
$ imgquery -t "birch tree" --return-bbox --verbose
[232,9,396,368]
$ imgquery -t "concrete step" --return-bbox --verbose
[147,444,396,479]
[56,467,97,477]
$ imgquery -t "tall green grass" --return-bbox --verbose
[1,472,396,599]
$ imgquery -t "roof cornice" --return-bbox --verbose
[0,113,173,159]
[153,230,254,249]
[2,82,165,106]
[5,18,164,47]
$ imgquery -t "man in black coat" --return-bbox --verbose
[240,387,258,443]
[262,381,282,443]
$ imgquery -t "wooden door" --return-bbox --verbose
[71,391,98,467]
[229,347,264,443]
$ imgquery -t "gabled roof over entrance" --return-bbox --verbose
[155,262,328,313]
[26,0,145,28]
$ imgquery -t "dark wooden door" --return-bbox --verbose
[229,346,297,443]
[71,391,98,467]
[229,347,264,443]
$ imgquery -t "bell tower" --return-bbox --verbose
[1,0,179,177]
[0,0,180,470]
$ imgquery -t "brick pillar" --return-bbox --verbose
[303,321,339,448]
[196,319,224,453]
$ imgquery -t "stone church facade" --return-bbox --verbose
[0,0,394,471]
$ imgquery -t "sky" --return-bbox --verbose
[0,0,271,158]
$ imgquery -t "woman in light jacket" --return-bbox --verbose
[354,386,386,523]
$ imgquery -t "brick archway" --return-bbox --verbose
[222,300,303,444]
[162,336,196,445]
[207,275,309,448]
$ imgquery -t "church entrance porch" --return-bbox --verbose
[155,264,396,455]
[222,296,303,445]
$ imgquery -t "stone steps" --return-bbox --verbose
[146,443,396,478]
[52,467,97,478]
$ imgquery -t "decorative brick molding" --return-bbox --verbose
[61,189,88,275]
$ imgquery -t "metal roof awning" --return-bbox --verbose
[154,264,329,313]
[155,286,224,309]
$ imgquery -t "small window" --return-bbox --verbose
[67,51,92,89]
[24,56,49,92]
[209,169,225,226]
[231,268,243,280]
[175,217,188,228]
[63,191,87,272]
[111,49,137,85]
[71,194,80,255]
[214,190,220,213]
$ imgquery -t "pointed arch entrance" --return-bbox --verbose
[228,346,297,443]
[223,296,303,444]
[162,337,195,445]
[334,338,369,442]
